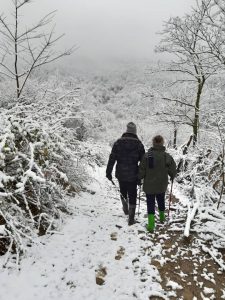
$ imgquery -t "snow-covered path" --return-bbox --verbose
[0,167,165,300]
[1,166,225,300]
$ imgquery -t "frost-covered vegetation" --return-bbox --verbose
[0,73,107,265]
[152,0,225,260]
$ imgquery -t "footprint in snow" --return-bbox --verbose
[95,265,107,286]
[110,232,118,241]
[115,246,125,260]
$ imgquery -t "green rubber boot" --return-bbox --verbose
[146,214,155,232]
[159,210,165,223]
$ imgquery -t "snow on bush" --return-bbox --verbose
[0,71,109,265]
[0,113,88,265]
[174,137,225,266]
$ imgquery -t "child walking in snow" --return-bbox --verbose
[139,135,176,232]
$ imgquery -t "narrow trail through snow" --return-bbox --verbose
[0,167,163,300]
[0,167,224,300]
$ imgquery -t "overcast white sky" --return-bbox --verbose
[1,0,196,66]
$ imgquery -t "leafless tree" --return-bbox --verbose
[193,0,225,68]
[0,0,74,99]
[155,3,221,145]
[150,91,194,149]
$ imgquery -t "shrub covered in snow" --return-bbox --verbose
[174,137,225,254]
[176,146,219,205]
[0,114,88,264]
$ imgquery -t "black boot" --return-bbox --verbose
[121,197,128,215]
[128,205,136,225]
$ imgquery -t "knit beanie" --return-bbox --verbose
[126,122,137,135]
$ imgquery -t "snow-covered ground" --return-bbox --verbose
[0,162,225,300]
[0,167,168,300]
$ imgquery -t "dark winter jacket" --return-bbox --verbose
[106,133,145,182]
[139,145,176,194]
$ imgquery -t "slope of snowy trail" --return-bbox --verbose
[1,165,225,300]
[0,167,167,300]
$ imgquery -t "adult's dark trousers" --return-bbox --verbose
[118,181,137,206]
[146,193,165,214]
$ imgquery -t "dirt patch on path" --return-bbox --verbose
[146,195,225,300]
[151,230,225,299]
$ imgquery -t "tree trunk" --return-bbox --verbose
[14,3,20,99]
[173,122,177,149]
[193,79,205,146]
[177,135,193,174]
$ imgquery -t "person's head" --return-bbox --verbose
[152,135,164,147]
[126,122,137,135]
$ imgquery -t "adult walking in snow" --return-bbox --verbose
[139,135,176,232]
[106,122,145,225]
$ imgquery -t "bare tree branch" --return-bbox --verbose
[17,0,32,9]
[0,15,14,39]
[17,11,57,40]
[0,0,74,98]
[161,97,196,108]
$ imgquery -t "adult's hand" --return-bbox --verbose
[170,176,174,183]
